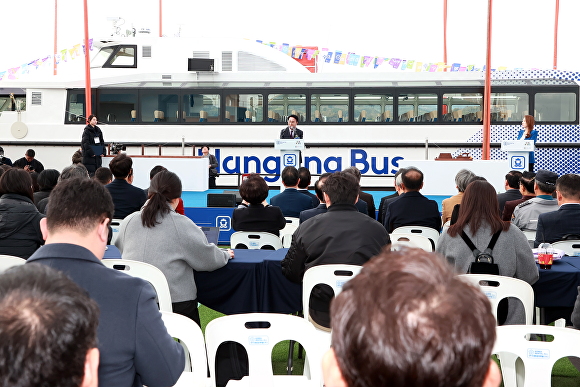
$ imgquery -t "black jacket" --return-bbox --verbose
[232,204,286,236]
[0,193,44,258]
[81,124,105,168]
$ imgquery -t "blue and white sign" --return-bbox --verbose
[249,335,269,345]
[527,348,550,359]
[511,156,526,170]
[484,291,497,300]
[216,216,231,231]
[283,153,297,167]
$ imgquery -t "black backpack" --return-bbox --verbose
[461,230,502,275]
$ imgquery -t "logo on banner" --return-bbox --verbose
[283,154,297,167]
[511,156,525,170]
[216,216,231,231]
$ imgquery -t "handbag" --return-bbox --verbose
[460,230,502,275]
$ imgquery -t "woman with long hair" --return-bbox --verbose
[517,115,538,172]
[0,168,44,258]
[115,170,233,325]
[436,180,538,324]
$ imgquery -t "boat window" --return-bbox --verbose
[103,45,137,68]
[0,96,25,112]
[267,94,306,123]
[91,47,115,68]
[140,91,179,123]
[535,93,576,122]
[354,94,393,123]
[66,91,86,122]
[442,93,483,122]
[398,93,437,122]
[490,93,528,122]
[183,94,221,123]
[98,92,138,123]
[310,94,349,122]
[225,94,263,122]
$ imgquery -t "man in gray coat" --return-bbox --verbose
[512,170,559,232]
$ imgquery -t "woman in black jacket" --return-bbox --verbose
[0,168,44,259]
[81,115,105,176]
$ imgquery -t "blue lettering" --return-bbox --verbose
[305,157,322,174]
[391,156,404,174]
[243,156,261,173]
[222,156,241,174]
[350,149,369,174]
[371,156,390,174]
[324,157,342,173]
[263,156,280,182]
[215,149,221,173]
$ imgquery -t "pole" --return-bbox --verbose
[553,0,560,70]
[482,0,493,160]
[425,138,429,160]
[83,0,92,119]
[159,0,163,37]
[53,0,58,75]
[443,0,448,67]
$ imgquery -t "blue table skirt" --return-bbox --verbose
[533,256,580,308]
[194,249,302,315]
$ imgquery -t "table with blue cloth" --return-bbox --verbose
[194,248,302,315]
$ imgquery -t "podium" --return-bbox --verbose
[501,140,535,172]
[274,139,304,169]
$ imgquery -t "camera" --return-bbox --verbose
[110,143,126,155]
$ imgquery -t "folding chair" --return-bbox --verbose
[280,223,298,248]
[230,231,282,250]
[390,234,433,252]
[552,240,580,257]
[392,225,440,250]
[110,218,123,245]
[0,255,26,273]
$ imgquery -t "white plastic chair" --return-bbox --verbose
[205,313,326,387]
[280,223,298,248]
[160,311,208,387]
[110,218,123,245]
[0,255,26,273]
[389,234,433,252]
[458,274,534,325]
[392,226,440,250]
[285,217,300,227]
[552,240,580,257]
[230,231,282,250]
[493,325,580,387]
[102,259,173,312]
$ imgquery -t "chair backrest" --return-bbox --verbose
[458,274,534,325]
[493,325,580,387]
[160,312,208,387]
[280,223,298,248]
[392,226,440,250]
[389,234,434,252]
[205,313,327,387]
[207,194,237,207]
[110,218,123,245]
[302,264,362,323]
[285,217,300,227]
[101,259,173,312]
[0,255,26,273]
[552,240,580,256]
[230,231,282,250]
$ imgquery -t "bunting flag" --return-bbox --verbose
[400,60,407,70]
[374,57,385,69]
[323,51,333,63]
[281,43,289,55]
[82,38,94,55]
[415,62,423,72]
[7,67,20,80]
[334,51,342,64]
[389,58,402,69]
[60,48,68,62]
[0,71,5,81]
[451,63,461,72]
[20,63,30,75]
[363,56,373,67]
[338,53,346,65]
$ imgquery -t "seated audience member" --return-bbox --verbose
[72,149,83,164]
[282,171,390,328]
[37,164,90,214]
[270,166,315,218]
[512,169,558,231]
[94,167,113,185]
[436,180,538,324]
[449,175,488,225]
[30,171,40,192]
[13,149,44,173]
[297,167,320,207]
[497,170,523,213]
[535,173,580,247]
[232,173,286,236]
[383,167,441,233]
[0,168,44,259]
[27,178,185,387]
[441,169,476,224]
[344,166,376,219]
[116,171,232,326]
[377,168,406,225]
[106,153,147,219]
[0,146,13,166]
[502,171,536,221]
[0,264,99,387]
[299,173,331,223]
[145,165,184,215]
[322,247,501,387]
[33,169,60,207]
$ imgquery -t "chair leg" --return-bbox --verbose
[286,340,295,375]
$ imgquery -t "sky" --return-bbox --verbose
[1,0,580,72]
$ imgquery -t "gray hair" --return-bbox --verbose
[59,164,90,181]
[394,168,407,187]
[455,169,476,192]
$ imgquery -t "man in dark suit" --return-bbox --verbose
[378,168,406,224]
[27,178,184,387]
[344,166,376,219]
[297,167,320,207]
[299,173,331,223]
[383,167,441,233]
[535,174,580,247]
[106,153,147,219]
[497,170,523,214]
[280,114,304,139]
[271,166,315,218]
